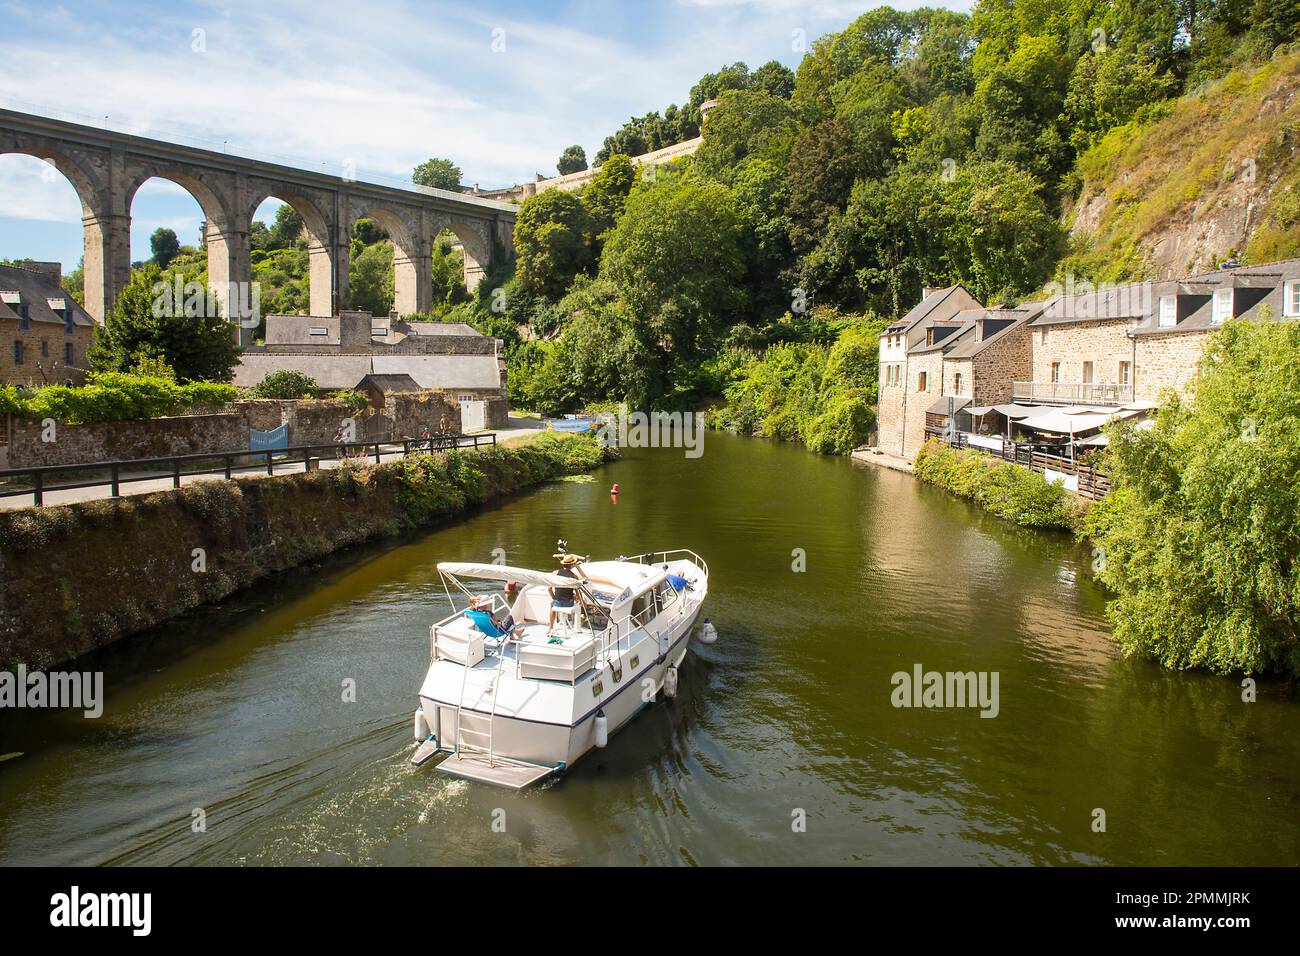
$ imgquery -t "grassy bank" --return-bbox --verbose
[0,432,610,667]
[912,440,1081,531]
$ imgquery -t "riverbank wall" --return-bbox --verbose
[0,433,610,667]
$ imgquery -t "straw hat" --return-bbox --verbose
[468,595,490,609]
[560,554,580,566]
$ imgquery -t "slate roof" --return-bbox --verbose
[0,264,96,328]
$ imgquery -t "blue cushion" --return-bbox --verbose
[465,608,506,638]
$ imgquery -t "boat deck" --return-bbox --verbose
[435,752,557,789]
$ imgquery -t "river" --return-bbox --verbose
[1,431,1297,865]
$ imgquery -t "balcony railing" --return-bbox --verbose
[1012,381,1133,405]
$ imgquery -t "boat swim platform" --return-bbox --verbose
[434,752,559,790]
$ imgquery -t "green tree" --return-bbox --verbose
[785,118,866,256]
[600,175,746,354]
[580,154,636,243]
[150,227,180,269]
[413,157,463,191]
[270,204,304,248]
[557,145,588,174]
[693,90,799,182]
[1082,317,1300,674]
[348,241,394,315]
[514,189,594,299]
[88,263,240,382]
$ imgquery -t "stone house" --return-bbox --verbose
[0,262,95,387]
[234,310,509,428]
[876,285,982,456]
[875,256,1300,460]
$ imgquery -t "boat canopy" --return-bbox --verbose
[436,562,573,588]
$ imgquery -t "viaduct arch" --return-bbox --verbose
[0,108,516,322]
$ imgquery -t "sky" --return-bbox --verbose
[0,0,970,270]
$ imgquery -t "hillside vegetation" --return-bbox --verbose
[1063,49,1300,281]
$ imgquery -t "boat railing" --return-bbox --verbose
[619,548,709,579]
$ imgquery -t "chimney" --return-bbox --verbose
[338,311,372,350]
[922,286,941,301]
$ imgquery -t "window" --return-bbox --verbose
[1050,362,1060,383]
[917,371,928,392]
[17,304,31,331]
[40,340,48,358]
[12,340,22,365]
[309,326,328,336]
[1212,288,1233,324]
[1158,296,1176,327]
[1041,327,1050,345]
[457,393,475,402]
[954,372,964,395]
[1082,361,1093,384]
[1119,361,1131,385]
[64,312,73,334]
[1285,281,1300,317]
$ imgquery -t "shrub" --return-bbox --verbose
[914,440,1077,530]
[252,370,318,399]
[330,389,370,412]
[12,373,237,424]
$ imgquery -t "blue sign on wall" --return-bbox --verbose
[249,423,289,451]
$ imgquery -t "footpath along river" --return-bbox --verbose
[1,432,1297,865]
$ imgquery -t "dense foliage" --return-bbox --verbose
[89,263,241,383]
[0,372,237,424]
[1081,320,1300,674]
[913,440,1078,530]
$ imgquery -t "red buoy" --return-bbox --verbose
[611,484,619,494]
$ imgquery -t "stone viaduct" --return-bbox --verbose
[0,108,517,322]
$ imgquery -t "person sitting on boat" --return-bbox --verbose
[547,554,586,636]
[465,595,524,640]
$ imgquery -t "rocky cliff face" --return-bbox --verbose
[1064,50,1300,281]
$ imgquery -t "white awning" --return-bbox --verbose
[1019,409,1117,434]
[993,403,1040,419]
[436,562,572,588]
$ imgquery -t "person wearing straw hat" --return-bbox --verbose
[547,553,586,636]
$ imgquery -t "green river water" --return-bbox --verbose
[1,431,1297,865]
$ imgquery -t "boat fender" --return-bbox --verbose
[594,710,609,748]
[664,666,678,699]
[699,619,718,644]
[414,708,431,742]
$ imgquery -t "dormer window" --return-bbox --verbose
[1158,296,1176,327]
[1040,327,1049,345]
[1285,281,1300,317]
[1212,288,1233,324]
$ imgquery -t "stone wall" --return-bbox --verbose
[282,399,353,446]
[903,351,945,458]
[391,391,458,437]
[969,326,1033,404]
[876,357,908,456]
[0,318,94,388]
[6,413,247,468]
[1031,318,1138,386]
[1135,329,1209,402]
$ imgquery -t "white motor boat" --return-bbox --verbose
[411,546,712,789]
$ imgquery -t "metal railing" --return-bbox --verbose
[927,432,1112,501]
[1011,381,1133,405]
[0,432,496,507]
